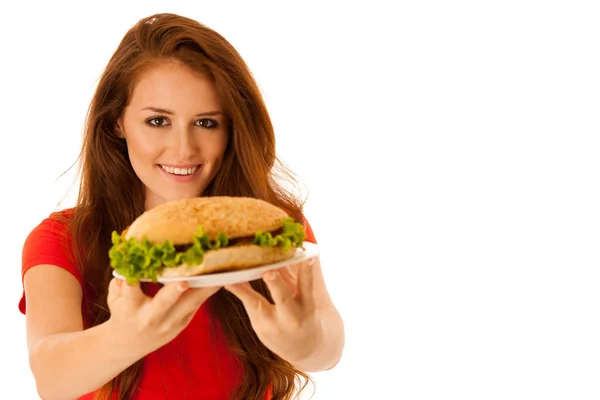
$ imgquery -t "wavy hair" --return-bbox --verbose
[66,13,310,400]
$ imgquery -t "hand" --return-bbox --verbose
[224,257,323,366]
[106,278,220,355]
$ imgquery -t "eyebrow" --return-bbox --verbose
[141,107,224,117]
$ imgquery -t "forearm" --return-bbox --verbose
[29,321,146,400]
[294,308,345,372]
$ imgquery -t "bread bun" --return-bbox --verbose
[110,196,304,280]
[159,244,296,277]
[125,196,289,245]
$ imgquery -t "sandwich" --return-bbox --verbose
[109,196,306,284]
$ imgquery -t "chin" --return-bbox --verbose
[145,188,207,210]
[164,190,205,202]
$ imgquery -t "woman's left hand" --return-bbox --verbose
[224,256,322,365]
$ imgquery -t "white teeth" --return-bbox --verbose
[161,165,198,175]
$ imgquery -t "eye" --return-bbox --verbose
[195,118,219,129]
[146,116,169,127]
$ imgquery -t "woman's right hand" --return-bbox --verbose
[106,278,220,355]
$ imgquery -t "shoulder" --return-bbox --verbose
[24,208,76,245]
[43,207,76,228]
[22,207,79,274]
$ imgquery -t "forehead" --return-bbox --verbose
[128,61,221,111]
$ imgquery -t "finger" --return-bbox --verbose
[150,281,189,316]
[225,282,272,316]
[298,257,317,305]
[107,277,123,305]
[170,285,221,317]
[278,267,297,292]
[120,281,147,305]
[167,286,222,326]
[262,270,297,312]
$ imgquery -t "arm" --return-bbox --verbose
[25,264,219,400]
[25,265,146,400]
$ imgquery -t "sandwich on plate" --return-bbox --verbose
[109,196,306,284]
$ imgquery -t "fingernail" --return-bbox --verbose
[178,282,189,291]
[264,271,278,281]
[308,257,315,266]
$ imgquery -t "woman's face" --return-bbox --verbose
[119,61,229,210]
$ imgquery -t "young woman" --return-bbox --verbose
[19,13,344,400]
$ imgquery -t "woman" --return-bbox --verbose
[19,13,344,400]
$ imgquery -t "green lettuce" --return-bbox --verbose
[252,217,306,251]
[109,218,305,284]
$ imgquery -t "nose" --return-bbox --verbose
[170,125,198,161]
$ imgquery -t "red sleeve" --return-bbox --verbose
[303,216,317,244]
[19,209,83,315]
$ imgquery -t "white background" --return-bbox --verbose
[1,1,599,399]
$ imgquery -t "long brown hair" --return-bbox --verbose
[67,13,311,400]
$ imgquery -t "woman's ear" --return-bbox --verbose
[115,120,125,138]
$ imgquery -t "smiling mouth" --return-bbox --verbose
[159,165,200,176]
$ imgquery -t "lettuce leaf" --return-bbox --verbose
[252,217,306,251]
[109,218,305,284]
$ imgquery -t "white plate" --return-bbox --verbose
[112,242,320,287]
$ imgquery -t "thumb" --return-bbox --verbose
[120,280,146,305]
[107,277,123,305]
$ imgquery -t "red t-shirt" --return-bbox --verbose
[19,208,317,400]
